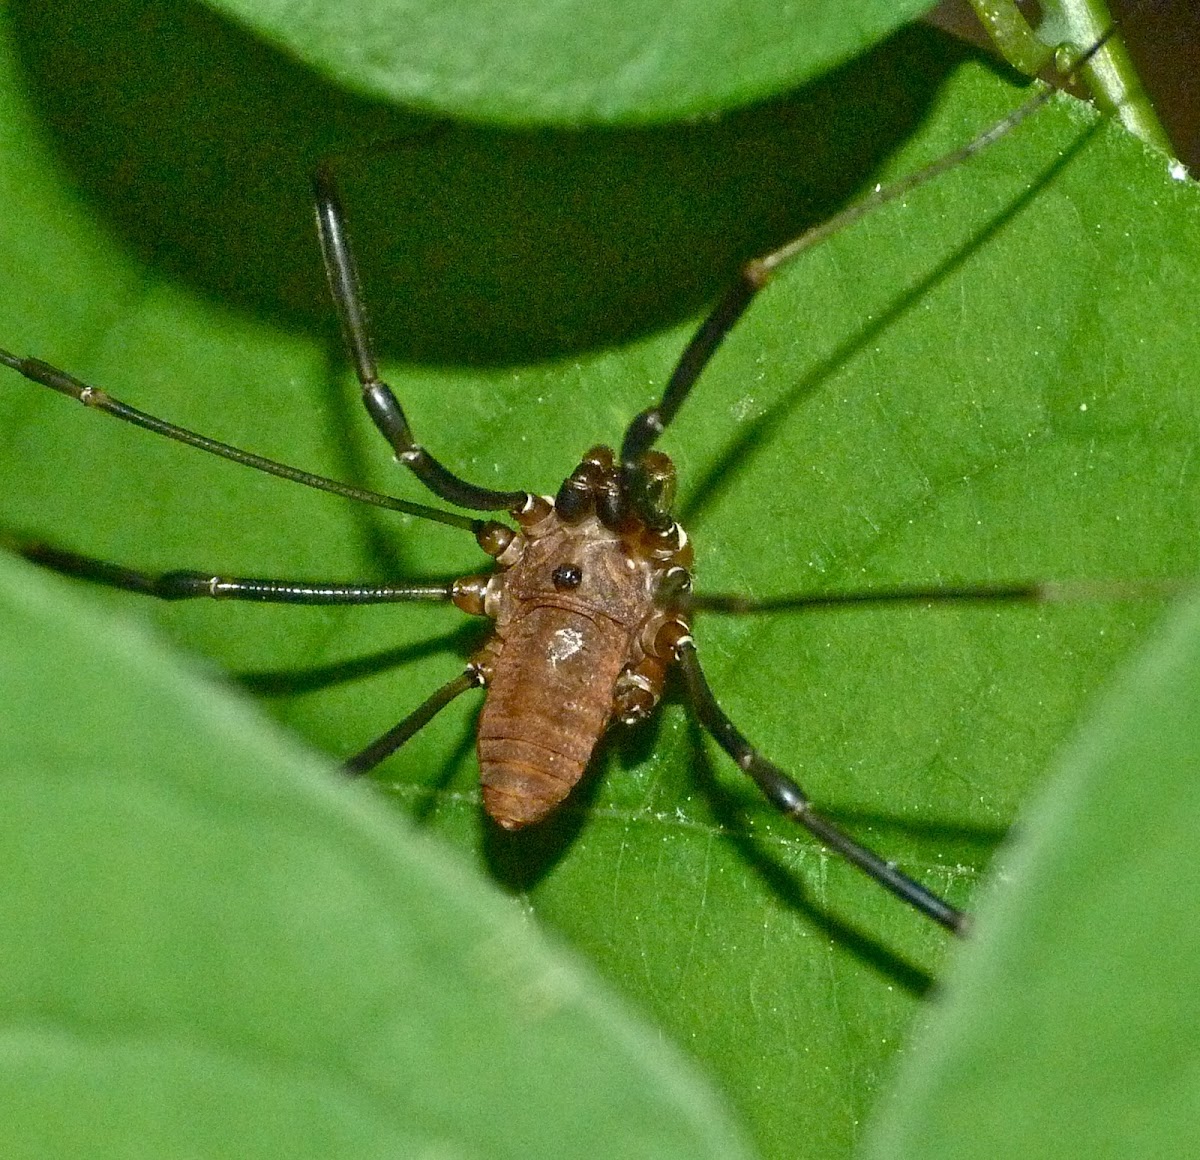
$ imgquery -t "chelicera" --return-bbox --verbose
[0,28,1132,938]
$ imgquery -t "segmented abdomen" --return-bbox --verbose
[477,604,630,829]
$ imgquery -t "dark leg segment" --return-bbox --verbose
[0,350,480,533]
[618,24,1121,492]
[10,539,457,606]
[345,669,482,775]
[620,269,762,469]
[311,165,529,514]
[675,639,967,934]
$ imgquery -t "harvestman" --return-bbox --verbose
[0,26,1133,937]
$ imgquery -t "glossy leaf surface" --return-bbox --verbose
[2,4,1199,1158]
[0,550,750,1158]
[863,592,1200,1158]
[206,0,937,123]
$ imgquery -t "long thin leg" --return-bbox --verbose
[10,539,457,606]
[345,668,482,775]
[674,638,966,934]
[0,350,480,534]
[312,164,529,514]
[618,24,1122,480]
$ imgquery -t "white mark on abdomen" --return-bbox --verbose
[548,626,585,666]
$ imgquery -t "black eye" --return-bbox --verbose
[552,564,583,590]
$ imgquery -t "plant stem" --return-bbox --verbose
[968,0,1173,155]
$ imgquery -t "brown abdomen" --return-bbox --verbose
[477,604,629,829]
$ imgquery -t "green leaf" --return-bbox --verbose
[204,0,937,124]
[860,590,1200,1158]
[2,4,1199,1159]
[0,549,751,1158]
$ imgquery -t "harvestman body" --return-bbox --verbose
[0,27,1132,937]
[451,454,694,829]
